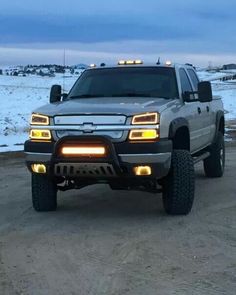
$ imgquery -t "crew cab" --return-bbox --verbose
[24,60,225,215]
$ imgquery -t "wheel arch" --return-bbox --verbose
[215,111,225,139]
[168,118,190,151]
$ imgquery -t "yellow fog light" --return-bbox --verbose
[134,166,152,176]
[129,129,158,140]
[31,164,47,174]
[30,129,51,140]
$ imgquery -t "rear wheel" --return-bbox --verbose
[32,174,57,211]
[162,150,195,215]
[204,132,225,177]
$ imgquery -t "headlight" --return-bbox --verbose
[129,129,158,140]
[31,114,49,125]
[30,129,51,140]
[131,113,159,125]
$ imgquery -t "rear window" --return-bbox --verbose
[68,67,179,100]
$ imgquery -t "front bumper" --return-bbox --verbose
[24,137,172,179]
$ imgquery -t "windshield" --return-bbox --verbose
[68,67,179,100]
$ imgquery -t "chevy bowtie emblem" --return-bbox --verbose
[80,123,97,133]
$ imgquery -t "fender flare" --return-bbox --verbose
[214,110,225,141]
[168,117,189,139]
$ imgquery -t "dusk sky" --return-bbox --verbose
[0,0,235,66]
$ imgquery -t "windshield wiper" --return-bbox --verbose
[111,93,151,97]
[69,94,105,98]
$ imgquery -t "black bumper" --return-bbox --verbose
[24,136,172,179]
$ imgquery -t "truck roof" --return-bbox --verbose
[88,61,195,70]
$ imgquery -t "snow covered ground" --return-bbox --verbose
[198,70,236,120]
[0,74,79,152]
[0,70,236,152]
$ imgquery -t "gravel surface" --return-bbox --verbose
[0,148,236,295]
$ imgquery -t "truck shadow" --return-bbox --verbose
[55,167,209,216]
[14,171,217,235]
[57,184,165,218]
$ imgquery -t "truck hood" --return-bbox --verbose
[33,97,176,117]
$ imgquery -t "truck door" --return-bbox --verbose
[179,68,205,152]
[187,69,215,146]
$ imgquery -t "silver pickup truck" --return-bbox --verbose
[24,60,225,215]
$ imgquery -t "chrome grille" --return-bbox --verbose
[54,163,116,177]
[54,115,126,140]
[56,130,123,139]
[54,115,126,125]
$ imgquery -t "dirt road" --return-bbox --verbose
[0,148,236,295]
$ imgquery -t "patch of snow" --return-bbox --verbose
[197,71,229,81]
[0,133,26,152]
[0,74,79,152]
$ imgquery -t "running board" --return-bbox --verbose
[193,152,210,164]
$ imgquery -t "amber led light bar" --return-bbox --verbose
[118,60,143,65]
[61,146,106,156]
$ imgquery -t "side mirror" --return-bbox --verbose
[50,85,62,103]
[198,81,212,102]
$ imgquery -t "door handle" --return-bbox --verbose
[197,107,201,114]
[206,106,210,112]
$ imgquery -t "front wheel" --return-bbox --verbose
[162,150,195,215]
[32,174,57,211]
[204,132,225,177]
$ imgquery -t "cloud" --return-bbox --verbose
[0,40,235,67]
[0,14,201,44]
[0,0,236,65]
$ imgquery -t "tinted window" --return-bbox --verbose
[69,67,179,100]
[187,69,199,90]
[179,69,193,93]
